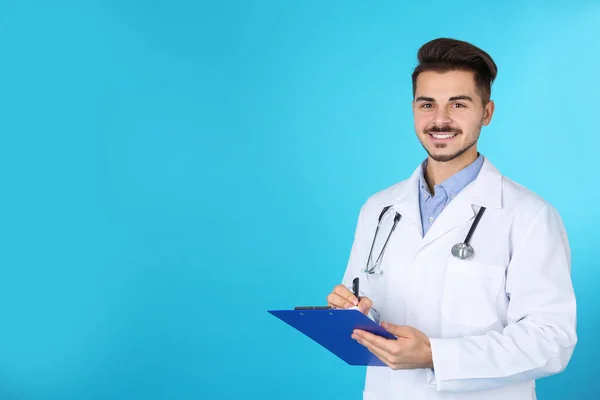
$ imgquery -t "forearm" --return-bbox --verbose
[427,313,577,392]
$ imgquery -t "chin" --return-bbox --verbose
[429,154,460,162]
[427,145,477,163]
[424,145,462,162]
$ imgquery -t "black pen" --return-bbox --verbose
[352,277,360,304]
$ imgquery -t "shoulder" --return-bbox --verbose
[501,176,557,217]
[497,172,570,264]
[479,156,559,221]
[499,175,566,241]
[355,174,415,223]
[365,180,406,207]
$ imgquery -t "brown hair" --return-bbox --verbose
[411,38,498,105]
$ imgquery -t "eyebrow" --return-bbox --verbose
[449,95,473,102]
[415,95,474,102]
[415,96,435,102]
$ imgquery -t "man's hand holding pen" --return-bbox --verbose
[326,284,372,316]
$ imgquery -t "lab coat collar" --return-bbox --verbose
[388,155,503,239]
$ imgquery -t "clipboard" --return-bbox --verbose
[268,308,396,366]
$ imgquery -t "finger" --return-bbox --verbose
[358,297,372,314]
[333,284,358,306]
[381,322,412,338]
[352,333,396,368]
[327,292,355,309]
[352,329,397,355]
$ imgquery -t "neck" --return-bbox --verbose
[425,151,478,193]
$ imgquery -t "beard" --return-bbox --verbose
[419,123,482,162]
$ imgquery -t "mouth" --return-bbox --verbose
[428,132,458,140]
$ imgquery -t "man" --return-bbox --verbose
[326,38,577,400]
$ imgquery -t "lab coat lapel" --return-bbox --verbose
[421,187,478,247]
[420,157,503,248]
[388,164,424,237]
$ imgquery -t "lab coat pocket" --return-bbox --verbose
[441,258,505,327]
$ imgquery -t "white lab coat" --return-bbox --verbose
[341,157,577,400]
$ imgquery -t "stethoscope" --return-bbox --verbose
[363,205,486,274]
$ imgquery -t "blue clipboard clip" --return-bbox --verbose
[268,307,396,366]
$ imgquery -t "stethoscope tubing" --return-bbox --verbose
[364,205,486,273]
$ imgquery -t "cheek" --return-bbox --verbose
[414,114,429,131]
[455,117,480,132]
[451,112,481,127]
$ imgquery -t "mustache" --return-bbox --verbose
[425,126,462,134]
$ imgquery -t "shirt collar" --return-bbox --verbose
[418,154,484,199]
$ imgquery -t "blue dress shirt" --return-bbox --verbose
[418,154,484,235]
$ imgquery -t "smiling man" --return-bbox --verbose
[327,38,577,400]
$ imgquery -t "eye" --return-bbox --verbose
[420,103,433,109]
[452,103,466,108]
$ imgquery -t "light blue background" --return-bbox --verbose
[0,1,597,399]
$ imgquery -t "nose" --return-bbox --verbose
[432,106,451,126]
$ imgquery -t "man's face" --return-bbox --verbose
[412,70,494,163]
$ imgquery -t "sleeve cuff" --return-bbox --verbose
[427,337,461,391]
[368,307,380,324]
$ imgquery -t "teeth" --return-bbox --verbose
[432,134,456,139]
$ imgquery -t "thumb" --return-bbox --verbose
[357,297,372,315]
[381,322,411,338]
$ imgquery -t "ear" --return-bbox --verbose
[482,100,495,126]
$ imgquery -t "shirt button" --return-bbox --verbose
[428,216,434,222]
[450,194,455,199]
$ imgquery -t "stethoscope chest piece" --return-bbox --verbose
[451,242,474,260]
[450,206,486,260]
